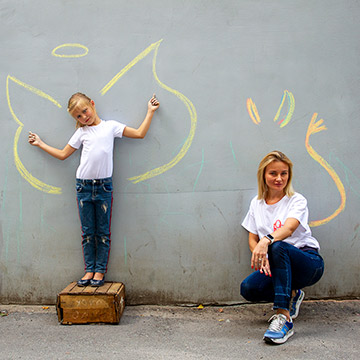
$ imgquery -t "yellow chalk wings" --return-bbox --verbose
[7,75,63,194]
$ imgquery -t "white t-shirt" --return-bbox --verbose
[68,120,126,179]
[242,193,320,249]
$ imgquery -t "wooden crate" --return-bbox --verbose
[56,281,125,325]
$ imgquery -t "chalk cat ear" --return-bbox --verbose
[247,90,295,128]
[7,75,63,194]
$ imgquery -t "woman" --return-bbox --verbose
[240,151,324,344]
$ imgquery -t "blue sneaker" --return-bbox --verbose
[290,289,305,319]
[263,314,294,344]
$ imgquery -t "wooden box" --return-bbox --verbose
[56,281,125,325]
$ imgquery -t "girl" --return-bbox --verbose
[240,151,324,344]
[29,93,160,287]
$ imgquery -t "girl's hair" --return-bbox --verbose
[257,150,294,200]
[67,92,92,128]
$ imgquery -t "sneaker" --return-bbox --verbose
[290,289,305,319]
[263,314,294,344]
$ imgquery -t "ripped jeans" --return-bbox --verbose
[76,178,113,274]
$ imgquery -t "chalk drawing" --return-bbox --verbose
[193,149,205,192]
[246,90,295,127]
[246,98,261,125]
[305,113,346,227]
[51,43,89,58]
[100,39,198,184]
[247,91,346,227]
[229,140,239,167]
[273,90,295,128]
[6,75,62,194]
[329,152,360,198]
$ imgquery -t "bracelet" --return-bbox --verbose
[265,234,274,245]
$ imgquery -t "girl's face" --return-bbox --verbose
[264,161,289,195]
[70,100,98,126]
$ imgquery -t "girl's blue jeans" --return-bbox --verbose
[76,178,113,274]
[240,241,324,310]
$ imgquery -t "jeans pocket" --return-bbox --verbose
[102,183,113,193]
[76,183,84,193]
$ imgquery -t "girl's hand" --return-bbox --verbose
[148,94,160,112]
[259,258,272,277]
[251,237,270,270]
[28,131,42,146]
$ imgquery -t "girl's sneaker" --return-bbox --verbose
[290,289,305,319]
[263,314,294,344]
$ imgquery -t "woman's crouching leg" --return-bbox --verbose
[241,270,274,302]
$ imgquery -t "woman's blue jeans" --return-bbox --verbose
[240,241,324,310]
[76,178,113,274]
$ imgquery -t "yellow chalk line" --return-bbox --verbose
[100,40,163,96]
[273,90,295,128]
[51,43,89,58]
[305,113,346,227]
[246,98,261,125]
[7,75,62,194]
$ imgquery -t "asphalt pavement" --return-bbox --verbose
[0,300,359,360]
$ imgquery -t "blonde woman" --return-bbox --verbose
[241,151,324,344]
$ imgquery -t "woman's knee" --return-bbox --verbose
[268,241,289,262]
[240,280,253,301]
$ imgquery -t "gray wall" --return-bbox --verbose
[1,0,359,304]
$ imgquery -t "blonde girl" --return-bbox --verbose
[29,93,159,287]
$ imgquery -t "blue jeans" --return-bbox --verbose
[76,178,113,274]
[240,241,324,310]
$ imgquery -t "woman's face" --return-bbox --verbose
[264,160,289,195]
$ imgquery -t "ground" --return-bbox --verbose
[0,300,359,359]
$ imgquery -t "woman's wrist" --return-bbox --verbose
[264,234,274,245]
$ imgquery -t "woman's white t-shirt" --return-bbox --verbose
[68,120,126,180]
[242,193,320,249]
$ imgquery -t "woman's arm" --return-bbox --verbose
[251,218,300,271]
[248,232,260,252]
[28,131,77,160]
[268,218,300,242]
[123,94,160,139]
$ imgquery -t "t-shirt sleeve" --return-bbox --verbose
[287,194,309,228]
[110,120,126,138]
[68,128,82,149]
[241,197,258,235]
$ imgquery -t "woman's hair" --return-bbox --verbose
[67,92,92,128]
[257,150,294,200]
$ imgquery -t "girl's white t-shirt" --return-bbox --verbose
[242,193,320,249]
[68,120,126,180]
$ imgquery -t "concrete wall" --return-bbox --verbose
[1,0,359,304]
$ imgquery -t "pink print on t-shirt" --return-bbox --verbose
[273,219,283,231]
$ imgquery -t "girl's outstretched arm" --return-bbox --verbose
[28,131,76,160]
[123,94,160,139]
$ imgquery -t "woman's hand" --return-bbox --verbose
[28,131,42,146]
[148,94,160,112]
[259,258,272,277]
[251,237,270,270]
